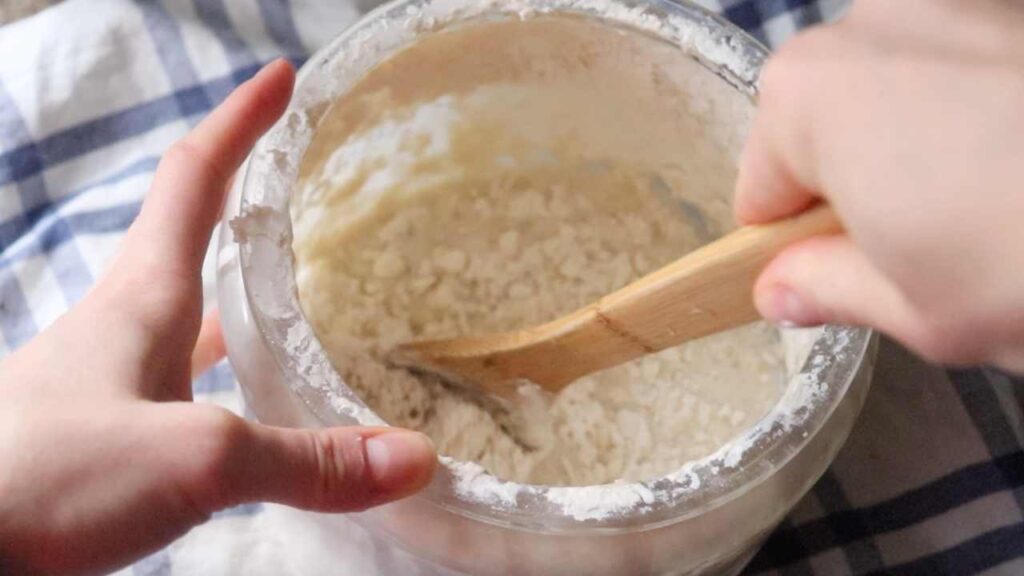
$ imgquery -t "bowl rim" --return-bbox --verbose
[230,0,874,531]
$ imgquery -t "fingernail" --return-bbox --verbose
[365,431,437,496]
[758,284,821,327]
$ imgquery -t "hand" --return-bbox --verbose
[0,60,437,575]
[736,0,1024,372]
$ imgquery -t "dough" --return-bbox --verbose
[291,17,784,486]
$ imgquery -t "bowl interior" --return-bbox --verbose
[231,0,872,530]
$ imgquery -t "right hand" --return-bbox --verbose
[736,0,1024,373]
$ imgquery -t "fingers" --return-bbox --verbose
[126,59,295,277]
[734,109,817,224]
[754,234,926,341]
[172,408,437,514]
[752,235,1002,365]
[734,30,833,225]
[191,309,226,377]
[89,60,294,361]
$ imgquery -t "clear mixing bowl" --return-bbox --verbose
[216,1,878,574]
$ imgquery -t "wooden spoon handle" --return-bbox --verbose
[393,204,843,394]
[516,204,844,389]
[592,203,842,351]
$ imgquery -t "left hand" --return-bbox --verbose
[0,59,437,576]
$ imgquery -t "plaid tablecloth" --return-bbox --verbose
[1,1,1021,574]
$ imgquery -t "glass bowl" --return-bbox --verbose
[216,1,877,574]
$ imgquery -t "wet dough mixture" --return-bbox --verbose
[292,17,785,486]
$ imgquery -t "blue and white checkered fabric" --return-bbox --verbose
[1,1,1021,574]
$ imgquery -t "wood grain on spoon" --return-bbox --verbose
[390,204,842,398]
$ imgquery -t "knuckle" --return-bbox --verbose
[189,407,249,484]
[910,332,958,364]
[756,45,812,118]
[759,27,821,85]
[107,275,200,336]
[161,407,250,515]
[162,139,227,187]
[903,319,978,365]
[308,432,339,506]
[307,430,371,511]
[756,51,796,109]
[759,26,836,100]
[118,267,188,306]
[162,140,203,173]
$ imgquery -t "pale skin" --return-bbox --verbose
[2,1,1023,573]
[0,60,437,575]
[740,0,1024,373]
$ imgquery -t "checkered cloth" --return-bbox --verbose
[1,1,1021,574]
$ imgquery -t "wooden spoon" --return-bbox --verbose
[390,204,841,399]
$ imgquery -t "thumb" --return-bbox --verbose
[175,409,437,514]
[754,235,923,341]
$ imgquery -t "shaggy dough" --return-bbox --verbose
[291,17,785,486]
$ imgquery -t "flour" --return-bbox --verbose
[291,16,786,487]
